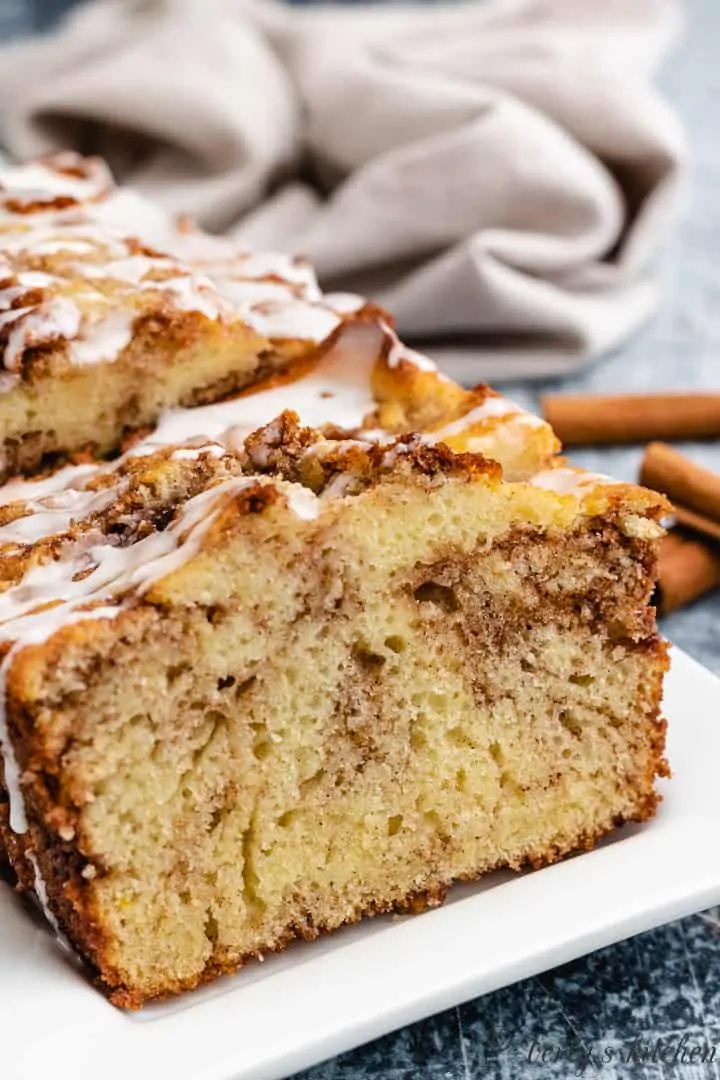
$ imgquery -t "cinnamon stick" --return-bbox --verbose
[640,442,720,525]
[673,505,720,544]
[657,529,720,615]
[541,392,720,445]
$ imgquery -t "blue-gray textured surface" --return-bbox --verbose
[296,2,720,1079]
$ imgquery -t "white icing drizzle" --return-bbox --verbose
[0,272,56,310]
[0,306,33,327]
[283,485,321,521]
[0,643,27,832]
[150,273,222,321]
[80,254,168,283]
[0,484,119,545]
[383,322,437,373]
[195,278,292,306]
[530,466,617,496]
[306,438,374,459]
[170,442,227,462]
[0,155,364,383]
[321,472,357,498]
[173,243,351,342]
[26,850,72,950]
[0,463,98,504]
[138,322,382,457]
[0,478,270,634]
[324,293,366,315]
[89,188,178,247]
[0,153,112,207]
[426,396,546,444]
[377,441,415,468]
[227,252,320,294]
[254,303,341,343]
[2,298,81,372]
[0,224,127,259]
[68,310,135,367]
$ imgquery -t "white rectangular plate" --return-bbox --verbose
[4,645,720,1080]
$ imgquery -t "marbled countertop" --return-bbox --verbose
[297,2,720,1078]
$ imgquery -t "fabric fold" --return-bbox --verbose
[0,0,684,381]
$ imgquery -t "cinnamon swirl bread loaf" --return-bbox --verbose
[0,155,669,1008]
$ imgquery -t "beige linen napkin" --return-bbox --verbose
[0,0,683,381]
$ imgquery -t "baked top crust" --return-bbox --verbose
[0,399,666,657]
[0,151,670,668]
[0,152,362,389]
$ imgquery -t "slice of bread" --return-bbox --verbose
[0,153,357,479]
[0,154,669,1009]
